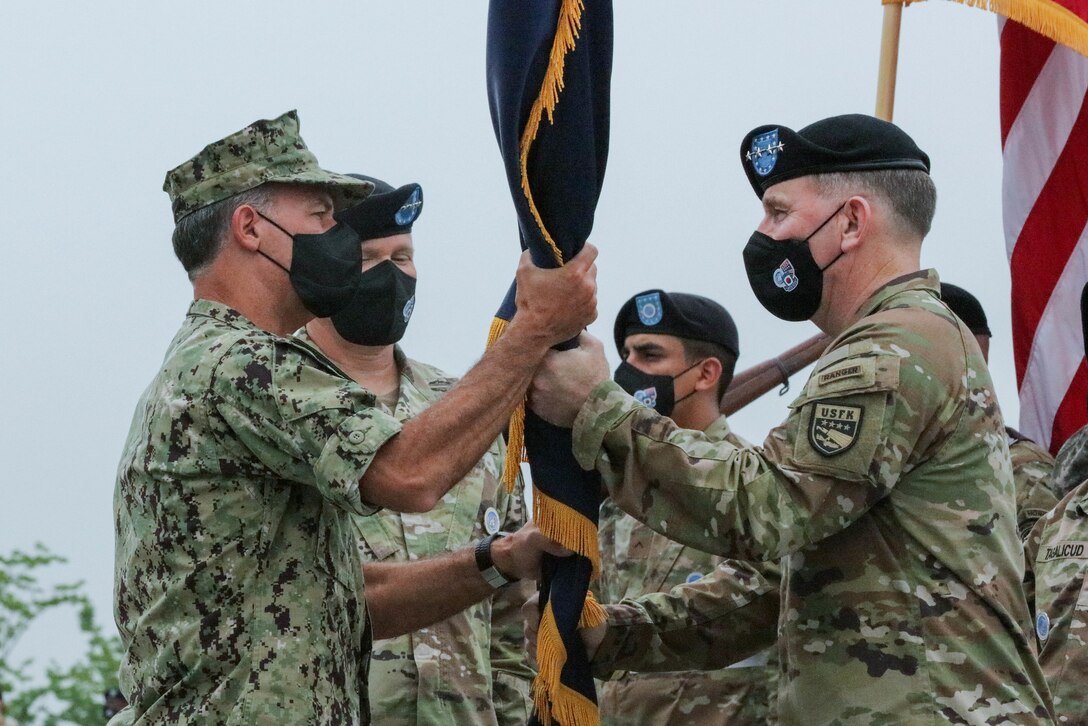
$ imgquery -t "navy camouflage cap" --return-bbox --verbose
[614,290,739,358]
[163,110,374,223]
[740,114,930,199]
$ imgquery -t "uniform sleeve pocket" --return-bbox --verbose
[785,354,901,481]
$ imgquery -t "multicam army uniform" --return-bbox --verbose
[1025,481,1088,724]
[1008,428,1059,539]
[296,331,535,726]
[574,271,1054,723]
[595,416,779,725]
[113,301,401,725]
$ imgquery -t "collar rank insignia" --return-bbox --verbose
[746,128,785,177]
[809,401,863,456]
[635,292,663,326]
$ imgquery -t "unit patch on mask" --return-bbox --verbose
[633,387,658,408]
[809,401,863,456]
[773,259,799,292]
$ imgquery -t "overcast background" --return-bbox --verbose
[1,2,1013,675]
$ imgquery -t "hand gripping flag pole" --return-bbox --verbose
[484,1,613,724]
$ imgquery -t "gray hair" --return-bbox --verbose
[810,168,937,240]
[171,185,275,280]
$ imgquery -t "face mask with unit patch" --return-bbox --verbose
[330,260,417,346]
[613,359,704,417]
[742,202,846,322]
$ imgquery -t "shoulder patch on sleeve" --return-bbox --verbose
[808,401,864,456]
[817,360,868,387]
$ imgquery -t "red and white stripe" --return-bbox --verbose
[1001,14,1088,454]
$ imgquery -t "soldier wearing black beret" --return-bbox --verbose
[529,113,1052,723]
[596,289,783,725]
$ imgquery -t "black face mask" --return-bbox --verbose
[330,260,417,346]
[256,211,363,318]
[613,359,702,417]
[742,203,846,322]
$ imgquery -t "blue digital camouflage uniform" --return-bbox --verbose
[1025,479,1088,724]
[296,331,535,726]
[113,301,401,725]
[574,270,1054,723]
[595,416,779,725]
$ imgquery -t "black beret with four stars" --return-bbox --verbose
[740,113,931,199]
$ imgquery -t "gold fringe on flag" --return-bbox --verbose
[519,0,585,268]
[533,488,602,579]
[887,0,1088,58]
[486,316,526,492]
[533,598,604,726]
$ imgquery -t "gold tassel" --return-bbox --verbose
[532,599,602,726]
[534,488,601,579]
[886,0,1088,57]
[579,590,607,628]
[486,316,527,493]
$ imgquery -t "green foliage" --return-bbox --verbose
[0,545,122,726]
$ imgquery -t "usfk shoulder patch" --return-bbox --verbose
[809,401,863,456]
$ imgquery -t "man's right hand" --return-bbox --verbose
[511,244,599,348]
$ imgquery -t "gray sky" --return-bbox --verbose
[0,2,1013,675]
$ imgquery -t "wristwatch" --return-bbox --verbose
[474,532,513,589]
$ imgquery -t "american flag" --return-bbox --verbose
[999,3,1088,453]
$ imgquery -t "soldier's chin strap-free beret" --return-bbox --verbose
[740,113,931,199]
[940,283,992,338]
[614,289,739,359]
[337,174,423,240]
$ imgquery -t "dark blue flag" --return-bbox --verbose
[485,1,613,724]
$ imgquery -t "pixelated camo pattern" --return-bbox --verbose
[112,300,402,725]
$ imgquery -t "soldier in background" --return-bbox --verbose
[529,114,1053,722]
[594,290,778,725]
[300,175,533,724]
[940,282,1058,537]
[1023,281,1088,722]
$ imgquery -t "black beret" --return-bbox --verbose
[740,114,930,199]
[614,290,739,359]
[940,283,992,337]
[337,173,423,240]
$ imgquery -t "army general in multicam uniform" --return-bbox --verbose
[112,111,596,725]
[594,289,779,725]
[530,114,1054,723]
[297,174,534,724]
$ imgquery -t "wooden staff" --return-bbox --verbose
[876,2,904,122]
[721,333,831,416]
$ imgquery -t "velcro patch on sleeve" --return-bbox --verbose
[808,401,864,456]
[817,361,866,387]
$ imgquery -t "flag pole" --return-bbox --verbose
[875,2,903,122]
